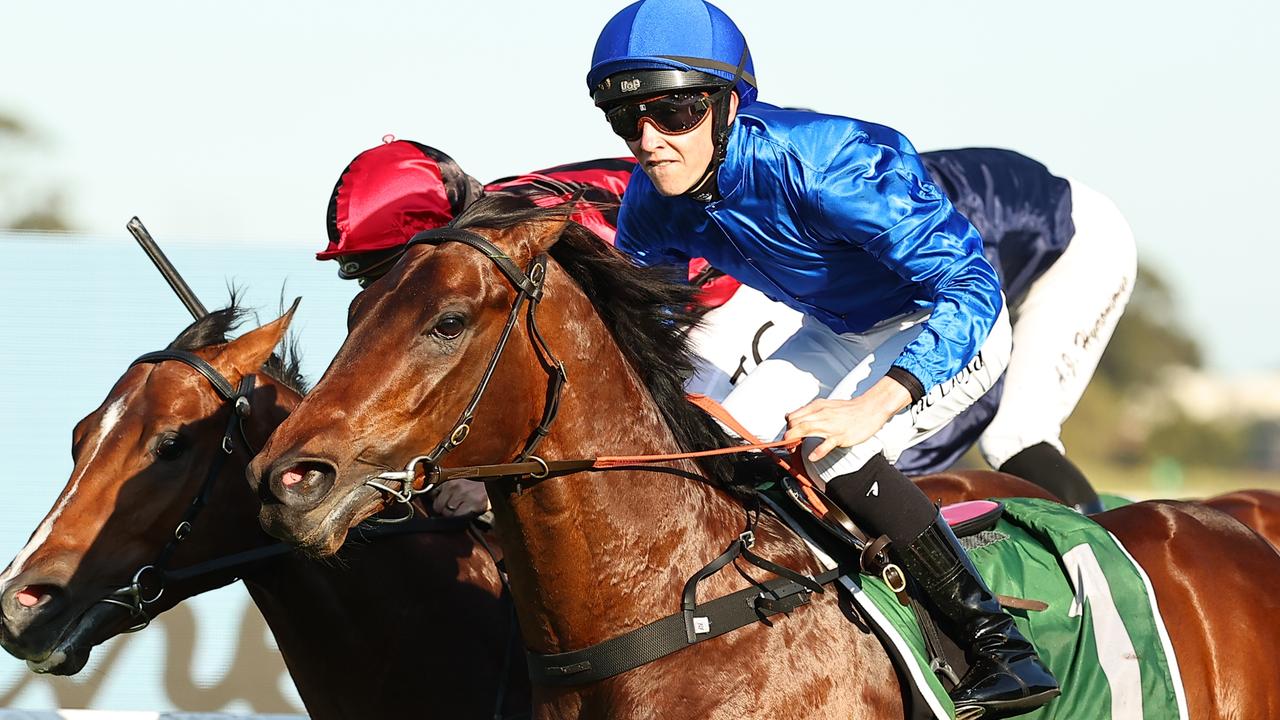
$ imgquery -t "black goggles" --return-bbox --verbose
[604,92,715,142]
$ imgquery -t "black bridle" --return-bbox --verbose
[98,349,258,631]
[99,341,495,633]
[366,227,568,502]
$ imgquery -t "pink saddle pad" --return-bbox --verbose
[942,499,1001,528]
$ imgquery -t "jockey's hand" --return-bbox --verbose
[784,376,913,463]
[427,479,491,518]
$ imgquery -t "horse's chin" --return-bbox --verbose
[260,483,387,557]
[24,603,125,675]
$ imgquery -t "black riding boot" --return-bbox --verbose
[895,512,1060,717]
[825,455,1060,716]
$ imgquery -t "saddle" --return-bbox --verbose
[701,393,1044,701]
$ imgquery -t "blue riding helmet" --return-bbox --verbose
[588,0,757,109]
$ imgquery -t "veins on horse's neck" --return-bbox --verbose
[493,292,746,657]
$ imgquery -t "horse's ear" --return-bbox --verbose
[521,211,573,257]
[210,298,301,380]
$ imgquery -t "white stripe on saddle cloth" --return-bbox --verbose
[1105,534,1191,720]
[1063,544,1144,718]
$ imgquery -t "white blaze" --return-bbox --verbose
[1,395,130,584]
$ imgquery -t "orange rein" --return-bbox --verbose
[593,395,831,515]
[420,395,830,519]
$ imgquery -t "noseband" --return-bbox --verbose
[366,227,567,503]
[99,349,256,631]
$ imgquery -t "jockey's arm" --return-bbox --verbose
[787,143,1002,456]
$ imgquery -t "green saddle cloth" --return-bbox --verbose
[844,498,1188,719]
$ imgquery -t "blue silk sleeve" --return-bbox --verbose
[807,142,1003,390]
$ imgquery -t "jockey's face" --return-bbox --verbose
[626,92,738,196]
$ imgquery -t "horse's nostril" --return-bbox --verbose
[15,586,49,609]
[272,460,336,507]
[281,463,329,491]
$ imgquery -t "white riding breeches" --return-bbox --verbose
[976,178,1137,468]
[686,286,805,402]
[718,303,1012,482]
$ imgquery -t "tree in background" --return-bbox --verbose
[0,111,72,231]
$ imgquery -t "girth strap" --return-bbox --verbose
[527,566,844,687]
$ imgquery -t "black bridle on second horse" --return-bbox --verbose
[100,348,470,632]
[99,345,524,718]
[97,349,258,629]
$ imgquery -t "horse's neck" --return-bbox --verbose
[202,374,303,545]
[242,529,515,718]
[491,293,765,656]
[247,373,301,446]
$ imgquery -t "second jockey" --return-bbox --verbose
[315,139,640,516]
[897,149,1136,513]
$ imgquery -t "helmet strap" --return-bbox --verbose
[682,48,751,204]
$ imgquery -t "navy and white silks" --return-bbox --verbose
[668,142,1135,475]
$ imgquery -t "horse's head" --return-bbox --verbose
[0,302,300,675]
[248,197,582,555]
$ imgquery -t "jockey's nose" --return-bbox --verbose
[265,458,337,508]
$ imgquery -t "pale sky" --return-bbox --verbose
[2,0,1277,372]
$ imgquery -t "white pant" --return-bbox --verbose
[977,179,1137,467]
[719,304,1012,482]
[686,286,804,402]
[686,179,1136,474]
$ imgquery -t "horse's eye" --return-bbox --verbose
[153,432,187,461]
[433,315,466,340]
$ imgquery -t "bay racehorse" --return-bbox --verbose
[0,302,528,719]
[249,197,1280,719]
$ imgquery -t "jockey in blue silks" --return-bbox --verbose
[588,1,1059,715]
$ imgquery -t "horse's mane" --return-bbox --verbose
[450,195,738,487]
[167,291,309,396]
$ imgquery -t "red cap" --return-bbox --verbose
[317,140,479,260]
